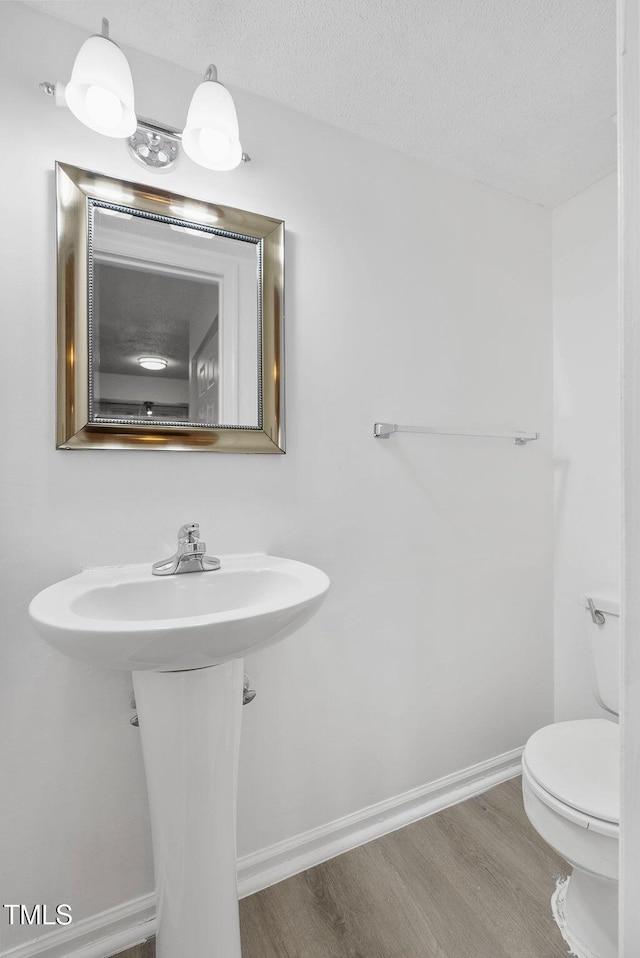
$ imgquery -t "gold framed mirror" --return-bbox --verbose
[56,162,284,453]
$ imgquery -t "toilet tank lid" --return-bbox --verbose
[578,590,619,616]
[523,719,620,824]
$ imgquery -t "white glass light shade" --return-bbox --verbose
[65,35,136,138]
[138,357,167,371]
[182,80,242,171]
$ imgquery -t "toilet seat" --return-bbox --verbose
[523,758,618,838]
[522,720,619,832]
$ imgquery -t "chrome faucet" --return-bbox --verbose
[152,523,221,576]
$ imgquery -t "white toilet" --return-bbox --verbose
[522,590,620,958]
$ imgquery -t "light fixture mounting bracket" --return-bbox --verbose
[128,120,180,172]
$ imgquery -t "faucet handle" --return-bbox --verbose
[178,522,200,543]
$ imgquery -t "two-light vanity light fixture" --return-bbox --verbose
[40,17,249,173]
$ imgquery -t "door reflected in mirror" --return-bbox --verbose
[92,207,259,428]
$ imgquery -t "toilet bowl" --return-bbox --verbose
[521,590,620,958]
[522,719,619,958]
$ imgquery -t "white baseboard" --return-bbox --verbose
[236,745,523,898]
[1,746,522,957]
[0,894,155,958]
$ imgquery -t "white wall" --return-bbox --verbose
[0,3,553,952]
[552,174,620,721]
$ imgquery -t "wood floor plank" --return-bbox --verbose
[308,840,449,957]
[404,791,565,956]
[239,841,446,958]
[459,778,568,936]
[108,939,154,958]
[373,816,514,958]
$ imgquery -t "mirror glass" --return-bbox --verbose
[91,205,260,428]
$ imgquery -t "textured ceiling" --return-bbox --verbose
[95,264,217,378]
[27,0,616,206]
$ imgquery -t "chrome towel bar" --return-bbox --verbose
[373,423,540,445]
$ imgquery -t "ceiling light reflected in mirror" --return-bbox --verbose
[137,357,168,371]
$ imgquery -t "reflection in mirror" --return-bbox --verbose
[91,206,259,427]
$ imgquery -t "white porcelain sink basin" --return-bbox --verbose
[29,554,330,671]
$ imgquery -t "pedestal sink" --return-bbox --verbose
[29,553,330,958]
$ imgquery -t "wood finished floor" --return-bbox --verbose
[111,778,568,958]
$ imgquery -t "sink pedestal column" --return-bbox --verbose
[133,659,244,958]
